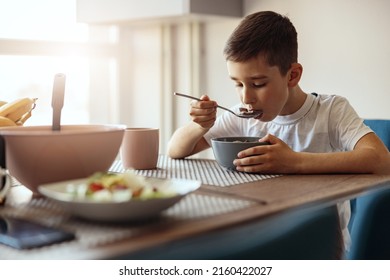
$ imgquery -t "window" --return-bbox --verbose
[0,0,115,125]
[0,0,88,42]
[0,55,89,124]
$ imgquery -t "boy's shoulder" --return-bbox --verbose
[312,92,346,100]
[309,93,357,119]
[311,93,350,106]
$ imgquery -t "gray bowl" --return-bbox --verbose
[211,137,269,170]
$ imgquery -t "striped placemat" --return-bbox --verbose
[110,154,279,187]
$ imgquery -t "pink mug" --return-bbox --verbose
[120,128,159,170]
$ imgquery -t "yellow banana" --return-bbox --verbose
[0,116,17,127]
[0,97,37,122]
[15,110,33,126]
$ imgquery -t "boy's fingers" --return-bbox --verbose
[200,95,210,101]
[191,100,216,109]
[260,133,278,144]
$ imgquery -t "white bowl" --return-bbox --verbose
[0,124,125,194]
[38,177,201,222]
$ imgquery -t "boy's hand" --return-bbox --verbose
[189,95,217,130]
[233,134,299,174]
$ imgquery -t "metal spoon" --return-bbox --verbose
[173,92,262,119]
[51,73,66,131]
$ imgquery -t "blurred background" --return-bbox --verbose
[1,0,389,157]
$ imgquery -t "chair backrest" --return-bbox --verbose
[347,188,390,259]
[349,119,390,231]
[363,119,390,150]
[120,205,342,260]
[216,205,342,260]
[347,119,390,259]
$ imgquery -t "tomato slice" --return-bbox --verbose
[89,182,105,193]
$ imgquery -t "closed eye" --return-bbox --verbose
[253,83,266,88]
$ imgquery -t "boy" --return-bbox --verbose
[167,11,390,249]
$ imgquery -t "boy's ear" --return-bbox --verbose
[288,63,303,87]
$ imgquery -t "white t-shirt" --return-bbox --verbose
[204,93,373,250]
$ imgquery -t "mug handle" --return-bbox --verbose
[0,168,11,204]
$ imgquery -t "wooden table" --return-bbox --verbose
[2,158,390,260]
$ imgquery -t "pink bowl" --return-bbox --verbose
[0,124,125,194]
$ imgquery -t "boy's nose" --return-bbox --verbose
[242,88,256,105]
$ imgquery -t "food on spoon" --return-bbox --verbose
[238,107,261,116]
[0,97,37,126]
[66,171,178,202]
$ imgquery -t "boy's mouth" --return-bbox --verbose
[238,107,262,118]
[254,112,263,120]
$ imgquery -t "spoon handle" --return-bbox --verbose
[51,74,66,131]
[174,92,202,102]
[173,92,233,113]
[174,92,261,119]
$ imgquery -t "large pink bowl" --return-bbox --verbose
[0,124,125,194]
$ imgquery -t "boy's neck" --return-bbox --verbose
[280,85,307,116]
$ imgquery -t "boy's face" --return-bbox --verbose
[227,56,293,122]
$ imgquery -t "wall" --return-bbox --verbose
[203,20,241,112]
[242,0,390,119]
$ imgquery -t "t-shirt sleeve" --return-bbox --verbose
[328,96,373,151]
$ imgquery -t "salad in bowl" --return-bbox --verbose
[68,171,177,202]
[38,171,201,222]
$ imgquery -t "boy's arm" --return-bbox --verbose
[234,133,390,175]
[296,132,390,174]
[167,122,210,159]
[168,95,216,159]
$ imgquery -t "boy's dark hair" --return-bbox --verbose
[224,11,298,75]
